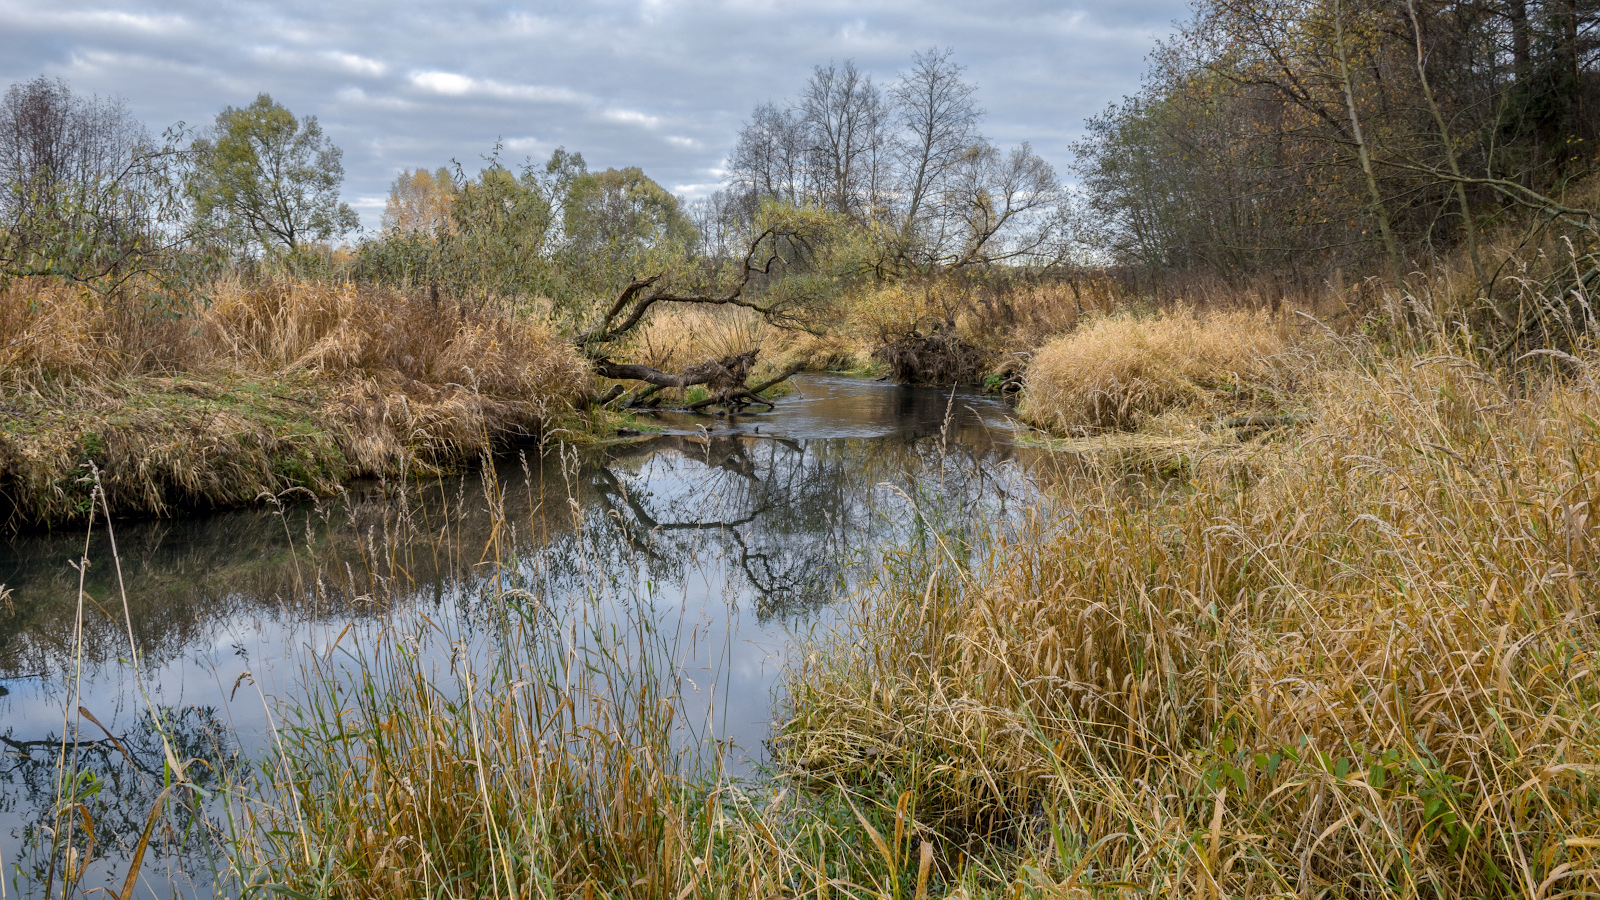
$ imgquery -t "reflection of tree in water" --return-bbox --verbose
[535,429,1036,619]
[0,379,1058,896]
[1,706,238,896]
[585,435,854,618]
[0,394,1046,674]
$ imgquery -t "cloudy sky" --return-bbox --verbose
[0,0,1190,229]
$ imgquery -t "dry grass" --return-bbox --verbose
[0,277,589,528]
[1020,308,1300,433]
[783,339,1600,897]
[629,303,864,395]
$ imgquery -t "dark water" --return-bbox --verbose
[0,375,1048,898]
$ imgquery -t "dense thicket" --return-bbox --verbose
[1074,0,1600,288]
[0,77,195,290]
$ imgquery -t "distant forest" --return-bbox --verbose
[1070,0,1599,285]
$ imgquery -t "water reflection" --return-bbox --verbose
[0,376,1048,898]
[2,708,236,897]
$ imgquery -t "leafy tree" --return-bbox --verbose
[188,94,356,253]
[560,165,698,298]
[1075,0,1600,288]
[381,167,455,234]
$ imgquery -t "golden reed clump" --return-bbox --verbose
[785,342,1600,897]
[0,277,589,527]
[1020,308,1294,432]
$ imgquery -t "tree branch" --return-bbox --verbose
[574,226,786,349]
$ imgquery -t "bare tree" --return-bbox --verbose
[946,142,1065,268]
[799,61,889,219]
[686,188,747,260]
[890,48,981,256]
[0,76,187,283]
[727,102,808,205]
[0,77,145,202]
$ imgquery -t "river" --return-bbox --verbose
[0,375,1050,898]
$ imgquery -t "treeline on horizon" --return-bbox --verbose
[2,0,1598,344]
[0,48,1075,342]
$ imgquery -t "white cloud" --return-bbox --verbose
[409,70,588,104]
[410,70,472,95]
[252,46,389,78]
[602,108,661,128]
[2,6,189,35]
[333,86,412,110]
[672,182,721,198]
[503,136,548,153]
[326,52,385,77]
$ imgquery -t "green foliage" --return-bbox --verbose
[187,94,357,253]
[0,77,209,294]
[561,164,698,299]
[351,148,559,309]
[1073,0,1600,285]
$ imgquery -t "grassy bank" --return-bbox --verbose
[0,278,589,530]
[17,264,1600,898]
[784,332,1600,896]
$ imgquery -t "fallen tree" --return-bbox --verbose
[574,218,824,412]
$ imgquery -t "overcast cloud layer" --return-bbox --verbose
[0,0,1189,229]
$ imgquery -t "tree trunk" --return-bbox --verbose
[1509,0,1531,77]
[1334,0,1408,294]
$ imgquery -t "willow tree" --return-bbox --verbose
[188,94,357,254]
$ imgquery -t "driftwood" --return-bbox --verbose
[680,362,806,412]
[575,224,817,411]
[596,349,758,393]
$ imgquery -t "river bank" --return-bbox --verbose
[0,375,1046,898]
[0,278,590,532]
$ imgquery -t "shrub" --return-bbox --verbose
[1020,308,1292,432]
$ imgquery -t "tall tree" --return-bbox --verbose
[890,48,981,253]
[799,61,889,219]
[727,103,808,205]
[189,94,357,253]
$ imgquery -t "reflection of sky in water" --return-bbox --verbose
[0,376,1048,898]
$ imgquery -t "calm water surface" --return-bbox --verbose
[0,376,1049,898]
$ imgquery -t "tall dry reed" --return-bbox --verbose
[0,277,589,528]
[786,340,1600,897]
[1020,308,1298,432]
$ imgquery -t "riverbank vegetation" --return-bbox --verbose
[0,277,585,529]
[8,0,1600,894]
[788,322,1600,896]
[0,55,1076,529]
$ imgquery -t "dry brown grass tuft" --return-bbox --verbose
[0,278,589,528]
[1020,308,1298,433]
[0,279,203,388]
[785,341,1600,897]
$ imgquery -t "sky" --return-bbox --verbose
[0,0,1191,230]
